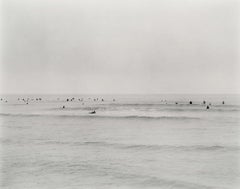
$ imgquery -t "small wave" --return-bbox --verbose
[139,176,218,189]
[119,143,239,152]
[0,113,200,120]
[108,102,240,108]
[37,140,240,152]
[0,113,43,117]
[123,144,239,152]
[143,176,224,189]
[49,105,240,113]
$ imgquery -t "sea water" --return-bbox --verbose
[0,94,240,189]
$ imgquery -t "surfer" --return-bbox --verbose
[89,110,96,114]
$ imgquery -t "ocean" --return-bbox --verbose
[0,94,239,189]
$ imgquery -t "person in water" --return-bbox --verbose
[89,110,96,114]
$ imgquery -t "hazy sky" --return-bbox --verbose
[1,0,239,94]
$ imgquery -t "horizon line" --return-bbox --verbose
[0,92,240,95]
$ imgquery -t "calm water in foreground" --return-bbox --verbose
[0,94,240,189]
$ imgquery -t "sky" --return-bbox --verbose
[0,0,239,94]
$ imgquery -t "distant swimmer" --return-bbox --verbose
[203,101,206,105]
[66,99,69,102]
[113,99,115,102]
[189,101,192,105]
[62,106,65,109]
[102,99,104,102]
[206,105,210,109]
[175,102,178,105]
[89,110,96,114]
[222,101,225,105]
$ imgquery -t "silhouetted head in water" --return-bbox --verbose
[89,110,96,114]
[175,102,178,105]
[206,105,210,109]
[203,101,206,104]
[62,106,65,109]
[222,101,225,105]
[189,101,192,105]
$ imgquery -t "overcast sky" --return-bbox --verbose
[1,0,239,94]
